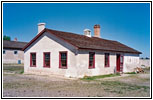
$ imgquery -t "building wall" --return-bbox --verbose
[3,49,24,64]
[24,32,140,78]
[24,32,78,77]
[76,50,116,78]
[123,53,140,72]
[76,51,140,77]
[139,59,150,68]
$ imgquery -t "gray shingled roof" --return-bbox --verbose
[3,40,28,50]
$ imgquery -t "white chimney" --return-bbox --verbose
[84,29,91,37]
[38,23,46,34]
[14,38,17,41]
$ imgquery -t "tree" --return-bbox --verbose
[3,35,11,41]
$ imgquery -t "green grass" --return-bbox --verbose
[125,72,136,74]
[81,73,120,81]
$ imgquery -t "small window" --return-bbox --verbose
[14,51,18,54]
[18,60,21,64]
[43,52,50,68]
[59,52,67,69]
[30,53,36,67]
[3,50,5,54]
[89,52,95,69]
[105,53,110,67]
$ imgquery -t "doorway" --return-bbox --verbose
[116,54,123,72]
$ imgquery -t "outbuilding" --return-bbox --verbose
[3,39,28,64]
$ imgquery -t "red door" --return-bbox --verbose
[116,54,124,72]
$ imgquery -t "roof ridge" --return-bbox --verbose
[46,28,118,42]
[23,28,141,54]
[3,40,28,43]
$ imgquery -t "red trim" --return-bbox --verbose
[89,52,95,69]
[43,52,50,68]
[30,52,36,67]
[59,51,68,69]
[104,53,110,67]
[116,54,120,72]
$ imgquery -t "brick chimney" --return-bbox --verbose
[14,38,17,41]
[94,24,100,38]
[38,23,46,34]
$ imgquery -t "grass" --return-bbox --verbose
[3,63,24,67]
[143,67,150,74]
[81,73,120,81]
[3,65,24,74]
[125,72,136,74]
[101,81,150,94]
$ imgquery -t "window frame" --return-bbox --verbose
[3,50,5,54]
[104,53,110,67]
[30,52,36,67]
[59,51,68,69]
[89,52,95,69]
[14,51,18,54]
[43,52,51,68]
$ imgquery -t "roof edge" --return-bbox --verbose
[22,28,79,51]
[22,29,46,51]
[78,47,142,54]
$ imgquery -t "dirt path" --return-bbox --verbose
[3,72,150,97]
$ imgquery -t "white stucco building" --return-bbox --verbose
[3,40,28,64]
[22,23,141,78]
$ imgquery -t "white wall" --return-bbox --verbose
[139,59,150,67]
[123,53,139,72]
[3,49,24,64]
[24,32,78,77]
[76,50,116,78]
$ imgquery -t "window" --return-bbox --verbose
[14,51,18,54]
[3,50,5,54]
[43,52,50,68]
[89,52,95,69]
[105,53,109,67]
[59,51,67,69]
[30,53,36,67]
[18,60,21,64]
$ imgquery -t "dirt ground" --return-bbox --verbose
[3,65,150,97]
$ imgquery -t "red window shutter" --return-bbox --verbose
[89,52,95,69]
[30,52,36,67]
[105,53,110,67]
[43,52,50,68]
[59,51,68,69]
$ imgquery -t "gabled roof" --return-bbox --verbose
[22,28,141,54]
[3,40,28,50]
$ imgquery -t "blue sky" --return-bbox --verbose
[3,3,150,57]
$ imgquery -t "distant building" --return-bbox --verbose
[139,58,150,68]
[3,39,28,64]
[23,23,141,78]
